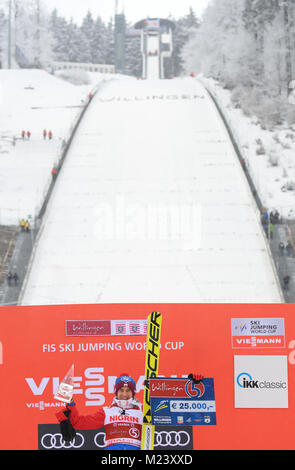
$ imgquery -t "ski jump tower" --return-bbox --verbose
[134,18,175,79]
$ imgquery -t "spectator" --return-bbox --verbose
[274,210,280,224]
[286,241,293,257]
[279,242,285,255]
[51,167,57,180]
[48,130,52,140]
[43,129,47,139]
[283,275,290,289]
[270,209,280,224]
[20,219,25,231]
[261,209,269,236]
[7,271,12,286]
[13,272,19,286]
[21,130,25,140]
[269,223,274,239]
[270,211,275,224]
[24,220,30,232]
[27,130,31,139]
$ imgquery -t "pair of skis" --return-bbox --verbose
[141,311,162,451]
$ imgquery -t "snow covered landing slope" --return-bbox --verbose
[21,77,283,305]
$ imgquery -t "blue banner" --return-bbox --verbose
[150,378,216,426]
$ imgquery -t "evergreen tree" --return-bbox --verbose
[171,7,200,76]
[66,18,91,63]
[80,11,96,62]
[124,25,142,76]
[8,0,54,67]
[181,0,295,126]
[0,9,7,67]
[50,9,70,61]
[92,16,107,63]
[104,19,115,65]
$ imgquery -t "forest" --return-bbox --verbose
[182,0,295,127]
[1,1,295,127]
[0,0,199,78]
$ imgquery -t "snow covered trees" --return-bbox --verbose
[182,0,295,127]
[0,1,200,79]
[11,0,54,67]
[0,8,6,67]
[169,8,200,77]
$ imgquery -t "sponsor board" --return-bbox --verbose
[38,423,193,450]
[231,318,285,349]
[150,378,216,426]
[145,19,160,29]
[66,319,147,337]
[2,303,295,450]
[234,355,288,408]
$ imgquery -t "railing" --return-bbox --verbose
[199,77,285,302]
[50,62,115,74]
[17,79,113,305]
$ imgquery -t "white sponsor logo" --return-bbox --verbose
[41,433,84,449]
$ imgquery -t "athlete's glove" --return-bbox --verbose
[188,373,204,384]
[59,409,76,443]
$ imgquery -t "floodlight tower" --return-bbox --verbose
[134,18,175,79]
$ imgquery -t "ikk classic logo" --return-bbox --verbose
[231,318,285,349]
[234,355,288,408]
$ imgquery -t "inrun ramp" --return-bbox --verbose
[21,78,282,305]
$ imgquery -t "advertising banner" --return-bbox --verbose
[145,19,160,30]
[150,378,216,426]
[231,318,285,349]
[38,424,194,451]
[234,355,288,408]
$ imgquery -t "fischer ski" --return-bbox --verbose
[141,311,162,450]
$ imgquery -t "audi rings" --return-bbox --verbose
[154,430,190,447]
[94,432,106,448]
[41,433,85,449]
[40,429,191,450]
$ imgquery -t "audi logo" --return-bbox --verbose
[154,431,190,447]
[39,426,192,450]
[41,433,85,449]
[94,432,106,448]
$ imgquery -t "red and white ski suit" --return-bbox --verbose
[56,399,142,449]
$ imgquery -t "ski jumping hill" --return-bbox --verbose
[20,76,283,305]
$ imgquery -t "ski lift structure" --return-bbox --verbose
[134,18,175,79]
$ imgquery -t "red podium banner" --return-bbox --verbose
[0,303,295,450]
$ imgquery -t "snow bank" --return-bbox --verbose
[200,76,295,220]
[0,69,115,225]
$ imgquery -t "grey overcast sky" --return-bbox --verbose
[44,0,211,25]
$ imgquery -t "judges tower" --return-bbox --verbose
[134,18,175,79]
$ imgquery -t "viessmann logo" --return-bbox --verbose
[236,372,287,389]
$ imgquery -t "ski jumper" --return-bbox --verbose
[56,399,142,450]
